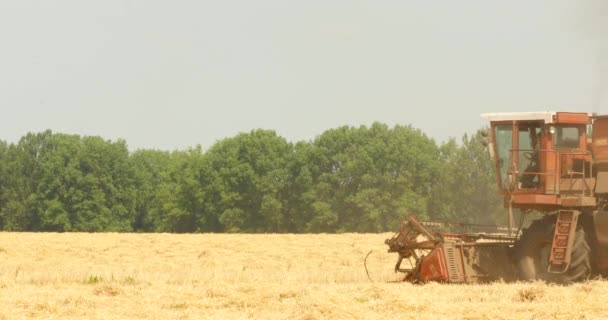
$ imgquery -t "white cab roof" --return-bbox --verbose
[480,111,556,123]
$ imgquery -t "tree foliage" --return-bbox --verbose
[428,130,505,225]
[0,125,505,233]
[203,130,294,232]
[304,123,439,232]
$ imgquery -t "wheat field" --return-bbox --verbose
[0,232,607,319]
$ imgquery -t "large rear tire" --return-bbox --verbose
[514,217,591,283]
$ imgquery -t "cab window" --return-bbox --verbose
[495,125,512,190]
[554,127,580,150]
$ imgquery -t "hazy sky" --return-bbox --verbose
[1,1,607,150]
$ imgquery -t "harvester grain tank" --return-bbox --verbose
[386,111,608,283]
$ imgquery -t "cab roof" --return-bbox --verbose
[480,111,590,124]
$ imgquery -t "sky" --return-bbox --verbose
[1,0,607,150]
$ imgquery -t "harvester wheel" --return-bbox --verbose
[514,217,591,283]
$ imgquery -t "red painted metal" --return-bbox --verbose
[554,112,590,124]
[509,194,558,206]
[548,210,580,273]
[419,247,449,282]
[385,217,517,283]
[383,111,608,283]
[592,116,608,164]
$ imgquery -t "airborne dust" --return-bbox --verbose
[576,1,608,111]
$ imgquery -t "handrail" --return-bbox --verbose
[559,150,593,197]
[506,149,592,197]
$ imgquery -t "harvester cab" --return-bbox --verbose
[481,112,595,210]
[385,111,608,283]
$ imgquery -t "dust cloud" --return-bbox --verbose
[575,1,608,111]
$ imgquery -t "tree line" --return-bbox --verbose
[0,123,506,233]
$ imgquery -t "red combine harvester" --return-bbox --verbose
[386,111,608,283]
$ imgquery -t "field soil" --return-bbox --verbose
[0,232,606,319]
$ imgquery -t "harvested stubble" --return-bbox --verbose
[0,232,607,319]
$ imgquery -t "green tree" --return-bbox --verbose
[130,149,172,231]
[203,130,293,232]
[428,129,505,225]
[0,140,8,229]
[282,141,317,232]
[306,123,439,232]
[0,130,54,231]
[33,134,137,231]
[0,125,507,233]
[146,147,210,233]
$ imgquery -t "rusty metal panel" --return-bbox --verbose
[419,248,449,282]
[559,197,597,207]
[511,194,558,205]
[593,118,608,163]
[459,243,517,283]
[554,112,590,124]
[545,145,558,194]
[596,172,608,194]
[592,211,608,271]
[595,211,608,247]
[442,242,465,283]
[385,216,518,283]
[548,210,580,273]
[559,178,596,192]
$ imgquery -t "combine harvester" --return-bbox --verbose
[386,111,608,283]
